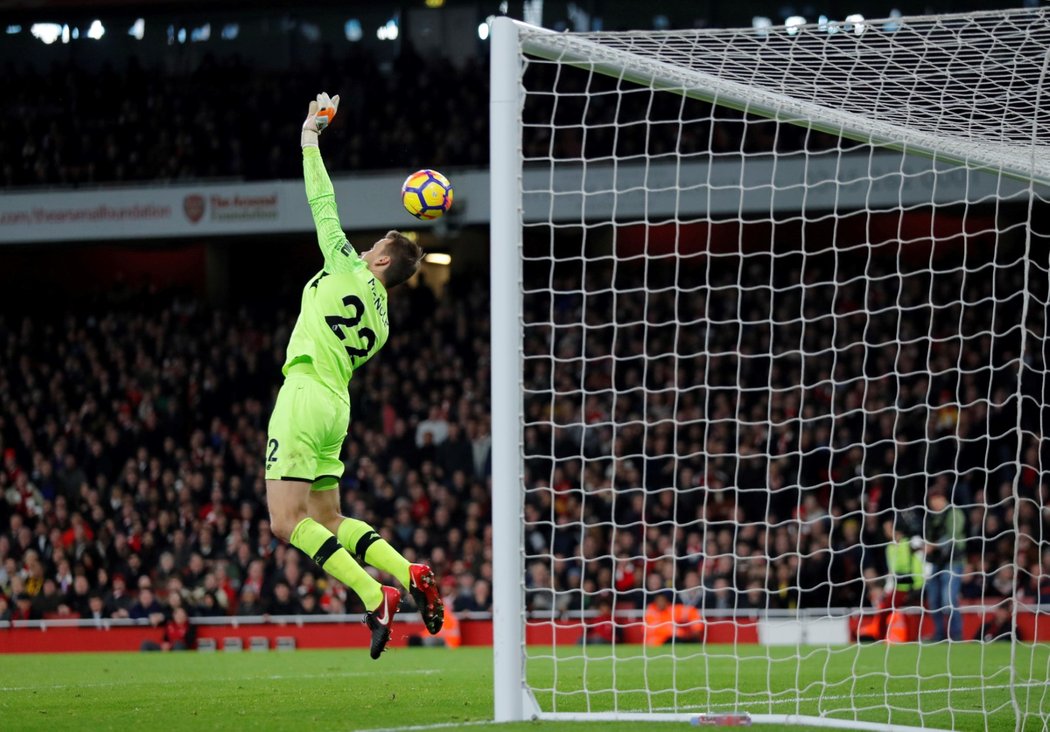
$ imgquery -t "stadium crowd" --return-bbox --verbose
[0,47,838,189]
[0,35,1046,630]
[0,275,495,623]
[520,244,1050,623]
[0,48,488,187]
[2,238,1049,632]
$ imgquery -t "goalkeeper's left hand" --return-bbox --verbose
[301,92,340,148]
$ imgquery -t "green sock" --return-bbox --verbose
[290,517,383,610]
[338,517,412,589]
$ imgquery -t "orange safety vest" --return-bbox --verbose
[438,609,461,649]
[644,603,704,646]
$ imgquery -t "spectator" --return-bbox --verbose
[105,575,133,618]
[31,578,65,617]
[452,572,478,613]
[241,560,268,600]
[0,554,14,595]
[128,588,165,625]
[21,550,45,596]
[299,593,326,616]
[701,577,727,611]
[65,575,93,618]
[738,581,766,614]
[1039,551,1050,605]
[469,419,492,480]
[581,596,618,645]
[525,563,560,613]
[10,592,38,621]
[960,561,986,600]
[924,486,966,641]
[84,593,111,623]
[195,592,226,618]
[453,578,491,613]
[436,423,474,479]
[974,602,1021,642]
[265,582,301,616]
[416,405,450,448]
[237,587,265,617]
[141,607,196,652]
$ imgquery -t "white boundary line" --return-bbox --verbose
[651,681,1046,710]
[360,722,494,732]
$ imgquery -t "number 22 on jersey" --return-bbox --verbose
[325,294,376,364]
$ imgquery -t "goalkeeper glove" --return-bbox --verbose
[301,92,340,148]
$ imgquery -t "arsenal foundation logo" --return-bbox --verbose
[183,194,205,223]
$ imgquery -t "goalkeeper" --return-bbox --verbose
[264,92,443,659]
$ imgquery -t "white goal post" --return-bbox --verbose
[490,9,1050,730]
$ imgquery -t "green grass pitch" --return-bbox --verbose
[1,644,1048,731]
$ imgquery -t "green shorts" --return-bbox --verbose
[265,365,349,488]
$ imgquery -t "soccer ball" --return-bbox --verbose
[401,169,454,221]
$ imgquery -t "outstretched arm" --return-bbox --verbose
[301,93,359,272]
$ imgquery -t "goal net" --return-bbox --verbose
[488,9,1050,731]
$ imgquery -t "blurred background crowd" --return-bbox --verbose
[0,49,838,189]
[0,50,489,188]
[2,45,839,189]
[2,0,1049,637]
[3,241,1049,627]
[0,276,495,621]
[521,246,1050,623]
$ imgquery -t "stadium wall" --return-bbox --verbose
[3,611,1047,653]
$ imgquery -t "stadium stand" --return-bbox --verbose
[520,246,1049,622]
[0,273,493,621]
[1,47,841,189]
[2,241,1046,628]
[0,49,488,187]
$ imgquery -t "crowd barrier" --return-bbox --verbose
[3,606,1046,653]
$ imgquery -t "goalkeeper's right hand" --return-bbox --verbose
[301,92,340,148]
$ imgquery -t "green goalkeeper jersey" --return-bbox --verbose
[282,146,389,404]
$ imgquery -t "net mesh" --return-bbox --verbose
[520,8,1050,182]
[514,10,1050,730]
